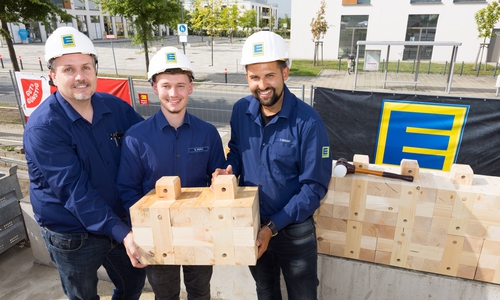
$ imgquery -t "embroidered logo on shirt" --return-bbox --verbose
[60,34,75,48]
[322,146,330,158]
[278,138,291,143]
[189,146,209,153]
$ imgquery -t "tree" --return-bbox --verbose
[310,0,329,66]
[278,14,291,39]
[0,0,72,71]
[96,0,179,72]
[474,1,500,70]
[238,8,257,37]
[220,2,240,43]
[190,0,223,66]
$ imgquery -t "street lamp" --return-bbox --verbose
[179,0,185,54]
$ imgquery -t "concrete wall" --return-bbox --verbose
[291,0,500,63]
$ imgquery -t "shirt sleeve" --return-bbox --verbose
[24,125,130,242]
[272,119,332,230]
[207,128,227,176]
[226,109,243,177]
[116,134,147,211]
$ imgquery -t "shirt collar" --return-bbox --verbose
[55,91,112,124]
[247,85,295,121]
[155,110,192,130]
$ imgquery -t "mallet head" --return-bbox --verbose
[334,158,355,178]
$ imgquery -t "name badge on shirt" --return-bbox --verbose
[189,146,209,153]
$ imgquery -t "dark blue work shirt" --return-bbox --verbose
[117,110,226,210]
[226,86,332,231]
[23,91,144,243]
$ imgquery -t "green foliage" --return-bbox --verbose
[0,0,72,71]
[190,0,223,37]
[290,59,500,77]
[238,8,257,35]
[475,1,500,42]
[95,0,179,71]
[310,0,329,42]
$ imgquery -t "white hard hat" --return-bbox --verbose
[44,27,98,63]
[240,31,291,68]
[147,47,194,81]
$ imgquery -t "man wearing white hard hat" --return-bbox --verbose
[212,31,332,299]
[117,46,225,300]
[23,26,146,299]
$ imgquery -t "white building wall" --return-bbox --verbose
[291,0,499,63]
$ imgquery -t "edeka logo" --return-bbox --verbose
[21,79,43,108]
[253,42,264,56]
[61,34,75,48]
[374,100,469,171]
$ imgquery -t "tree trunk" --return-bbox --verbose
[1,20,21,72]
[142,26,150,72]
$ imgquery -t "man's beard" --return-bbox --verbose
[72,80,93,101]
[254,86,284,108]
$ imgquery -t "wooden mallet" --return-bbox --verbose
[334,158,414,182]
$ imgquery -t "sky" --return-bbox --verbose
[272,0,292,18]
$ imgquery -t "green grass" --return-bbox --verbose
[290,59,500,77]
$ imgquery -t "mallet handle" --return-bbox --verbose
[355,168,414,182]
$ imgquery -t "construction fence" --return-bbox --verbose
[0,71,306,147]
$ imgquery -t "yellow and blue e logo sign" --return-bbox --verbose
[253,42,264,57]
[374,100,469,171]
[165,52,177,63]
[60,34,75,48]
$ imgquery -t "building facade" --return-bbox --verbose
[291,0,500,63]
[4,0,278,45]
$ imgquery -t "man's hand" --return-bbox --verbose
[210,165,233,191]
[256,225,273,259]
[123,231,147,268]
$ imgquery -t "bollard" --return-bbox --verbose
[19,56,24,70]
[224,68,227,84]
[38,57,43,71]
[427,61,431,74]
[0,54,3,68]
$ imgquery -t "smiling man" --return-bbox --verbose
[23,26,145,300]
[212,31,332,300]
[117,46,226,300]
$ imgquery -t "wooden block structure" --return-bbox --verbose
[315,154,500,284]
[130,175,259,266]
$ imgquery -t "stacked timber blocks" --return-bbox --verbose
[315,154,500,284]
[130,175,259,266]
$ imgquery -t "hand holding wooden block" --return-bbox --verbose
[130,175,259,266]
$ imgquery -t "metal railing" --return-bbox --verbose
[0,72,305,145]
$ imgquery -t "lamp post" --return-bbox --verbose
[179,0,185,54]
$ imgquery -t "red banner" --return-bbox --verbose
[15,72,132,118]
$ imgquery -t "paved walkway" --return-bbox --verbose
[1,37,499,99]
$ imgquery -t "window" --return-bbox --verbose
[342,0,370,4]
[89,0,99,10]
[410,0,441,3]
[338,15,368,58]
[74,0,85,10]
[403,14,439,60]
